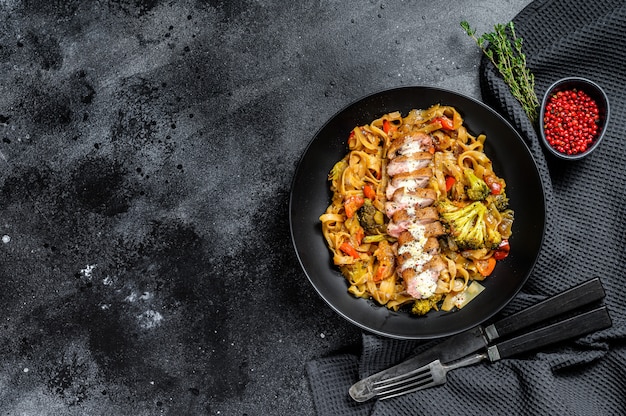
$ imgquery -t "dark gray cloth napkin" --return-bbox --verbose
[306,0,626,414]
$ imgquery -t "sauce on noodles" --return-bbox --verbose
[319,105,514,315]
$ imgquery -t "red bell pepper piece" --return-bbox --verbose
[493,240,510,260]
[383,119,397,134]
[445,176,456,192]
[484,175,502,195]
[432,116,454,130]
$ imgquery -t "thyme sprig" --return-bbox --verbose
[461,21,539,124]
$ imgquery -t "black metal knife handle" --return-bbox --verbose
[487,306,612,361]
[485,277,605,342]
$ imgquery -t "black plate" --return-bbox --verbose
[289,86,545,339]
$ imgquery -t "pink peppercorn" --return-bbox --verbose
[543,89,600,155]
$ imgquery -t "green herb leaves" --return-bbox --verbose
[461,21,539,124]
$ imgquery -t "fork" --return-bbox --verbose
[372,306,612,400]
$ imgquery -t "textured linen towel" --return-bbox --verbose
[306,0,626,414]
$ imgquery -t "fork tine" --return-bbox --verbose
[372,353,489,400]
[372,365,433,391]
[377,378,441,400]
[372,361,442,400]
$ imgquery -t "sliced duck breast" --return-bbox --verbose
[388,133,433,158]
[391,168,433,184]
[401,255,447,298]
[386,222,405,238]
[422,221,445,238]
[402,268,437,299]
[396,224,445,245]
[385,188,437,217]
[392,206,438,225]
[383,130,445,300]
[388,222,443,245]
[386,153,433,177]
[386,203,442,237]
[385,168,432,199]
[397,237,440,270]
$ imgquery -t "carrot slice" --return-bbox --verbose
[363,184,376,200]
[339,242,360,259]
[344,196,364,218]
[476,257,497,277]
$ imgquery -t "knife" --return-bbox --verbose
[349,277,605,402]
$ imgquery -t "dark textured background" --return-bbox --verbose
[307,1,626,415]
[0,1,531,414]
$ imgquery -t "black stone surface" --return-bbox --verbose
[0,1,531,414]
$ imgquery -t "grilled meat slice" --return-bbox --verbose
[386,153,433,177]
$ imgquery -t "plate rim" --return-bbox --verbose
[289,85,547,339]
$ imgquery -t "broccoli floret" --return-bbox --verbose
[357,199,386,234]
[411,294,442,316]
[463,168,490,201]
[491,192,509,211]
[485,221,503,250]
[438,199,502,250]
